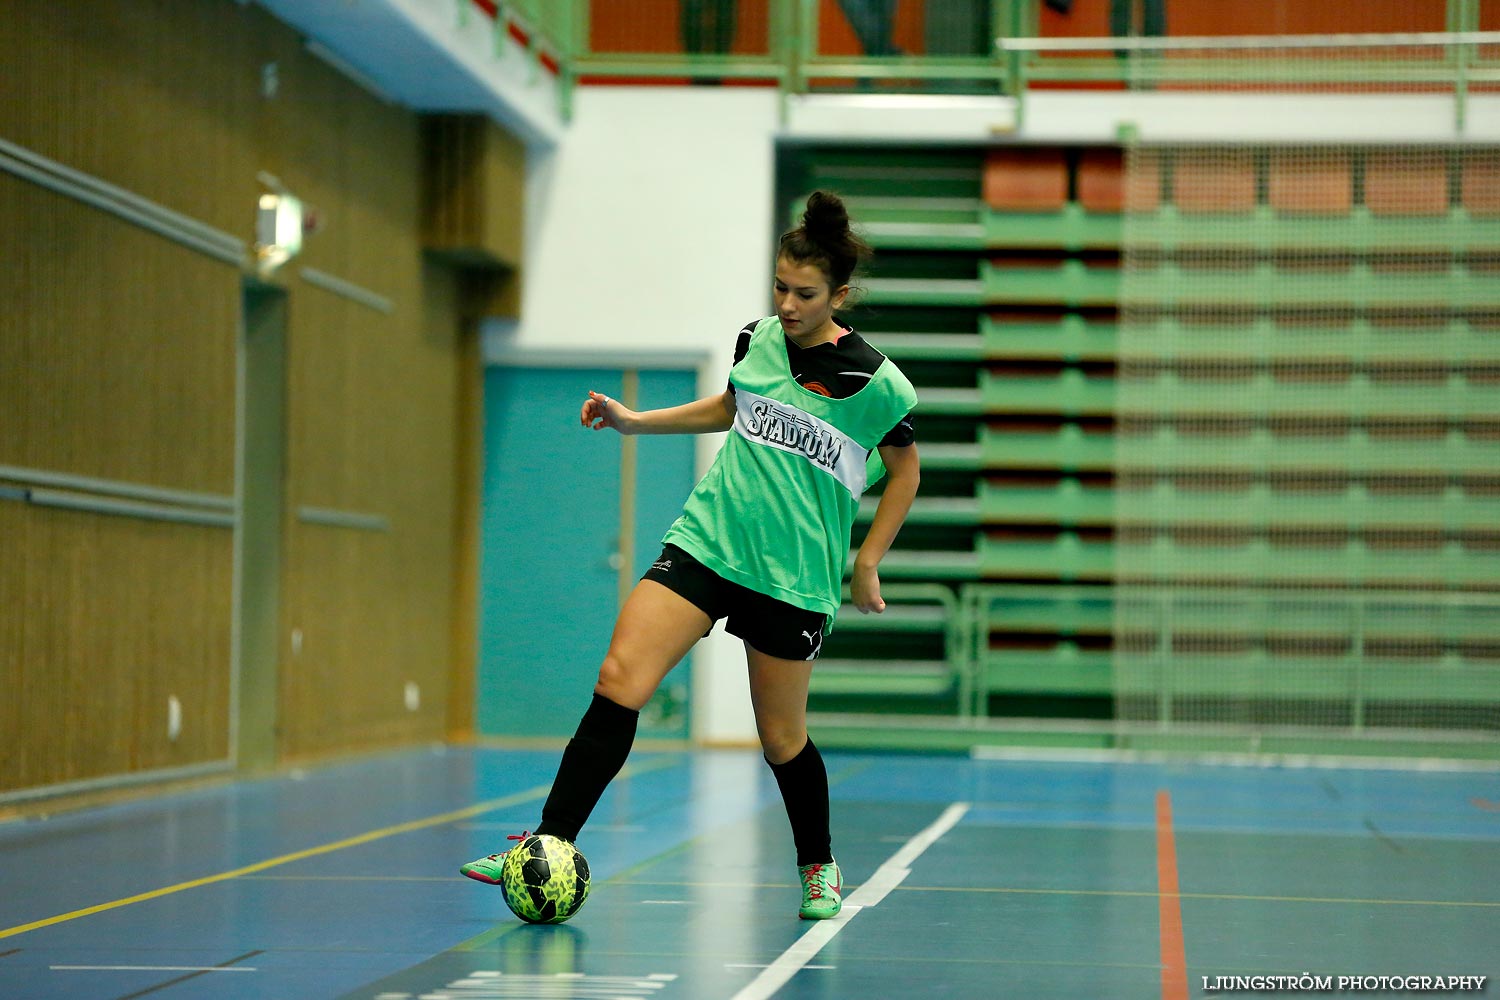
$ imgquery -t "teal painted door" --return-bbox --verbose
[629,369,700,735]
[477,364,699,739]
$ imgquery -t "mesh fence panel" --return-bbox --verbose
[1112,45,1500,741]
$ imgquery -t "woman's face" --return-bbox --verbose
[774,255,848,340]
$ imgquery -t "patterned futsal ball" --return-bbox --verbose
[500,834,591,924]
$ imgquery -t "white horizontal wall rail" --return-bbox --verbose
[0,760,235,808]
[296,506,391,532]
[26,488,237,528]
[997,30,1500,52]
[300,267,395,315]
[0,464,235,511]
[0,137,246,266]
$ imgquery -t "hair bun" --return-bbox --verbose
[779,189,870,289]
[801,190,850,244]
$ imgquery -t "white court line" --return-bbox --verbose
[728,802,970,1000]
[725,964,836,970]
[51,965,258,972]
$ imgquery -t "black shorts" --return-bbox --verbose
[642,544,829,661]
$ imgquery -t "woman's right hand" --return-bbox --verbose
[581,390,632,433]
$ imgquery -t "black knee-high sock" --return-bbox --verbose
[535,693,639,843]
[767,737,833,867]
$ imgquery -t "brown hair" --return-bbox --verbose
[777,190,870,290]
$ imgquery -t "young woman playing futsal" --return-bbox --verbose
[461,191,920,920]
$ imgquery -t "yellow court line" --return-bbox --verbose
[240,875,453,882]
[0,757,678,942]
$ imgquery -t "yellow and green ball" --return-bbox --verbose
[500,834,591,924]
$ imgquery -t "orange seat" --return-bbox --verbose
[1122,149,1162,213]
[1365,151,1448,217]
[1268,150,1353,216]
[1172,150,1256,214]
[985,148,1068,211]
[1077,148,1125,213]
[1460,150,1500,218]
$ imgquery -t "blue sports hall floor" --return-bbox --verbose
[1,745,1497,999]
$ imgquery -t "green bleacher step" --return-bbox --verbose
[864,548,983,580]
[1119,372,1498,421]
[809,659,959,697]
[978,316,1500,367]
[1112,427,1500,476]
[975,371,1498,421]
[1116,483,1500,533]
[1107,604,1498,644]
[983,370,1116,416]
[982,426,1500,475]
[861,277,985,307]
[918,443,982,471]
[980,534,1115,581]
[1116,539,1493,587]
[980,645,1114,695]
[974,586,1116,634]
[1355,602,1500,642]
[984,259,1121,307]
[869,333,983,362]
[985,204,1124,251]
[1037,587,1500,644]
[980,426,1113,472]
[861,221,986,251]
[1114,652,1500,702]
[857,495,980,526]
[805,163,981,198]
[1124,318,1500,366]
[979,480,1114,525]
[981,314,1118,362]
[1128,205,1500,254]
[836,196,985,225]
[1125,263,1500,309]
[918,387,984,416]
[832,603,951,632]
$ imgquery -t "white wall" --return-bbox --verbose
[512,87,783,745]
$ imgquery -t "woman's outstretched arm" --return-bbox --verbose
[581,388,735,436]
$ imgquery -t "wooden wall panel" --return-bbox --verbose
[424,116,525,268]
[5,0,484,795]
[0,0,257,237]
[278,526,401,758]
[1,503,231,793]
[434,261,480,740]
[0,176,240,493]
[272,65,459,758]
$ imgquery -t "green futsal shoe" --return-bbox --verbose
[798,860,843,920]
[460,831,528,884]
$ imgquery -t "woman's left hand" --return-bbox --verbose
[850,562,885,614]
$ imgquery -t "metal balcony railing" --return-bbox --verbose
[478,0,1500,121]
